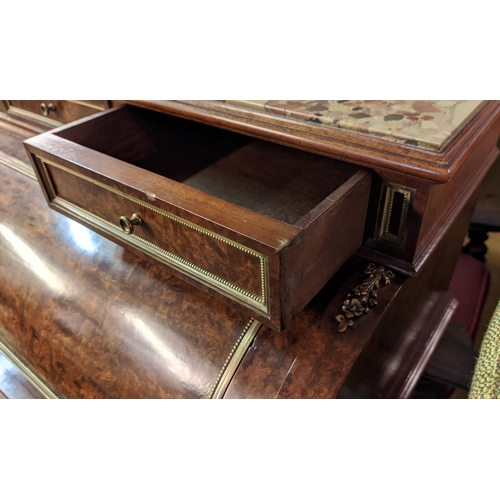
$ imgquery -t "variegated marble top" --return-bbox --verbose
[225,100,484,151]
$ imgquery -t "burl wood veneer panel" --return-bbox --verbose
[0,157,253,399]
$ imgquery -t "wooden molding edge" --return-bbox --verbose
[127,100,500,184]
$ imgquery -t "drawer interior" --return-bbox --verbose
[56,105,360,225]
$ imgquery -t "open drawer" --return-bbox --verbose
[24,105,371,330]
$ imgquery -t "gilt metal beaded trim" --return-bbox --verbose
[209,319,262,399]
[37,157,270,313]
[0,337,62,399]
[0,150,37,180]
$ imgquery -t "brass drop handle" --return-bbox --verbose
[40,102,56,117]
[119,213,143,234]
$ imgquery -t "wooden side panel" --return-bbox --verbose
[359,115,500,275]
[280,169,371,325]
[417,124,500,262]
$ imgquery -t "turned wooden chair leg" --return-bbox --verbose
[463,227,489,262]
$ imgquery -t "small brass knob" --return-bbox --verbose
[40,102,56,117]
[119,213,143,234]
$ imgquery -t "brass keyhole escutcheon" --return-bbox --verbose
[119,213,143,234]
[40,102,56,117]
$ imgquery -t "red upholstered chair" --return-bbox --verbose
[448,254,491,341]
[413,253,490,398]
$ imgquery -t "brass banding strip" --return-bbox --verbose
[209,319,262,399]
[131,231,266,306]
[0,150,37,180]
[7,102,62,127]
[0,337,62,399]
[67,100,107,111]
[37,157,270,313]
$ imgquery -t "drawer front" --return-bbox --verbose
[24,105,371,330]
[37,156,269,313]
[5,100,108,127]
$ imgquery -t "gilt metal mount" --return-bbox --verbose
[336,263,395,332]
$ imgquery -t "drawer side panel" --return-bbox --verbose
[281,169,372,325]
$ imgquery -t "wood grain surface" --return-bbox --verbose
[0,145,254,398]
[2,99,498,398]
